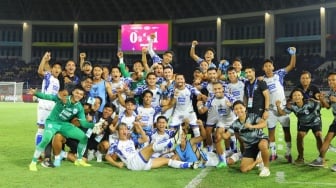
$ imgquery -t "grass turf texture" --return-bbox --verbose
[1,102,336,188]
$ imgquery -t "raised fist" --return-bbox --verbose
[287,47,296,55]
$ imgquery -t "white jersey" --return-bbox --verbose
[200,81,227,98]
[133,85,162,108]
[137,106,161,132]
[150,129,175,158]
[111,79,126,114]
[227,80,245,102]
[205,95,236,127]
[263,68,287,110]
[150,129,174,144]
[38,72,60,110]
[118,111,137,132]
[108,139,137,164]
[172,84,200,113]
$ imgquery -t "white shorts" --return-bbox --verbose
[37,108,52,126]
[267,110,290,129]
[126,153,152,171]
[204,151,219,167]
[169,111,197,128]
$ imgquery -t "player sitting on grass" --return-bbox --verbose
[28,86,104,171]
[105,122,190,170]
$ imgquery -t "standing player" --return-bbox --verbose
[310,72,336,170]
[168,74,207,138]
[197,82,236,168]
[36,52,62,168]
[276,88,322,165]
[262,47,296,162]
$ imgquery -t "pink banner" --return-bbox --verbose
[121,23,169,52]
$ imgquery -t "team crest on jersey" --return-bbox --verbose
[73,109,78,114]
[304,109,309,114]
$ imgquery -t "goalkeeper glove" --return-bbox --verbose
[287,47,296,55]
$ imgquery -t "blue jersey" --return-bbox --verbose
[90,79,106,112]
[175,141,198,162]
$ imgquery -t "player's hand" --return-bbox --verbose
[196,119,203,127]
[142,47,148,54]
[150,33,156,40]
[43,52,51,62]
[117,51,123,59]
[275,100,282,108]
[262,111,269,120]
[287,47,296,55]
[80,52,86,59]
[330,96,336,102]
[191,40,198,46]
[116,161,124,168]
[27,88,37,95]
[244,123,253,129]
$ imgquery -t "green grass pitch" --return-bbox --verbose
[1,102,336,188]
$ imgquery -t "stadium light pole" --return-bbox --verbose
[73,23,79,63]
[320,7,326,58]
[216,17,222,61]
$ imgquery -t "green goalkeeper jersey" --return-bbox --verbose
[35,92,94,128]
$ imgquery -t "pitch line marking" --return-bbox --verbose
[185,168,211,188]
[275,171,336,186]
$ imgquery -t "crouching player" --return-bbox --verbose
[28,87,103,171]
[105,122,190,170]
[221,100,270,177]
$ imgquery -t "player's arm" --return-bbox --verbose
[105,81,114,101]
[141,47,150,73]
[275,100,287,116]
[117,90,126,107]
[37,52,51,78]
[319,92,331,108]
[196,100,208,114]
[79,52,86,71]
[190,40,201,62]
[190,120,206,145]
[247,118,266,129]
[77,106,95,128]
[105,152,124,168]
[134,121,149,144]
[117,51,131,77]
[284,47,296,72]
[29,88,58,101]
[261,82,270,120]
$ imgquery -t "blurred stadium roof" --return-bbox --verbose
[0,0,332,21]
